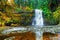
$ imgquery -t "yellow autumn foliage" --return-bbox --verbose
[25,6,32,12]
[6,0,15,6]
[53,5,60,24]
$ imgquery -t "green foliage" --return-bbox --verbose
[13,19,20,24]
[14,0,50,10]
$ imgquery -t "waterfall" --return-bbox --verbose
[32,9,44,40]
[32,9,44,26]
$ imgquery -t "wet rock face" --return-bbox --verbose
[43,32,58,40]
[2,32,36,40]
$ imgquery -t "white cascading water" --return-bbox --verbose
[32,9,44,26]
[32,9,44,40]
